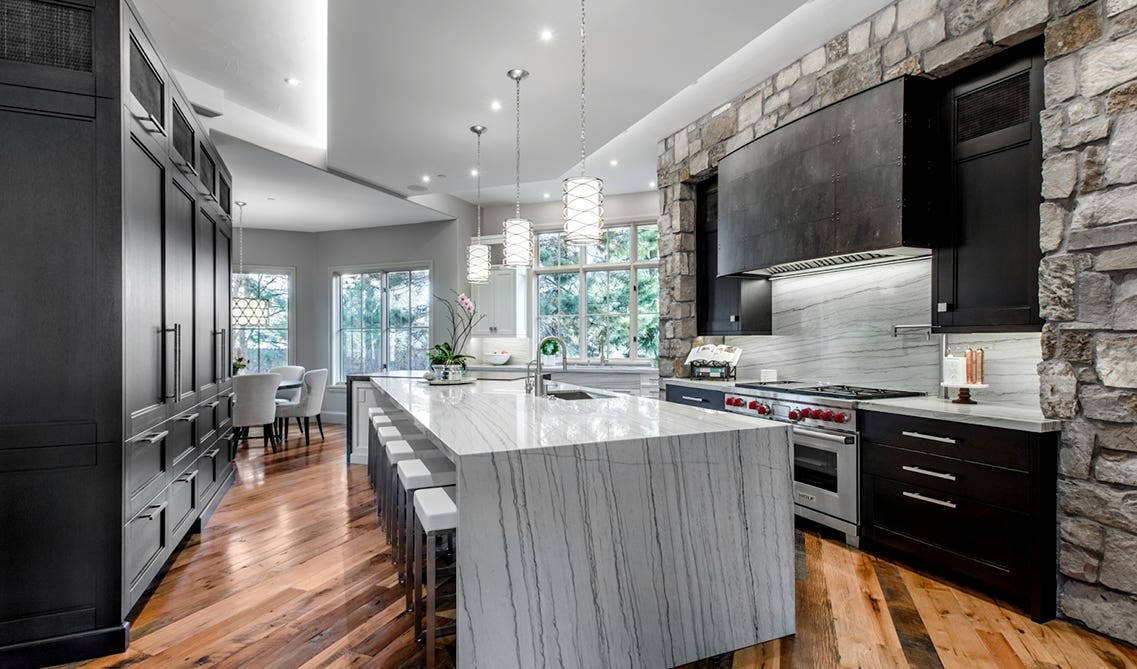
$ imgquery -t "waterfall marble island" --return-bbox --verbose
[365,376,795,668]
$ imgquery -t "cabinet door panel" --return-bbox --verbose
[167,180,196,413]
[491,269,518,336]
[195,214,216,394]
[213,221,232,390]
[124,135,166,428]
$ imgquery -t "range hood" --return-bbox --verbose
[717,76,937,277]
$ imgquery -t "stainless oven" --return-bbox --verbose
[790,424,859,545]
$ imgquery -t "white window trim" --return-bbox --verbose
[232,265,296,371]
[329,261,434,383]
[530,220,660,363]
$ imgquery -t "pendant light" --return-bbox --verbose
[231,201,269,326]
[562,0,604,246]
[466,124,491,284]
[502,68,533,267]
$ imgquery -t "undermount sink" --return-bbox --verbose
[545,389,611,401]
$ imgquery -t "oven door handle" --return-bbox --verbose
[792,427,854,445]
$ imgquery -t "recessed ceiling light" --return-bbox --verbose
[284,77,300,86]
[470,168,479,176]
[267,196,276,201]
[421,175,431,183]
[491,100,502,111]
[540,29,554,41]
[543,192,550,199]
[649,181,656,188]
[609,159,618,167]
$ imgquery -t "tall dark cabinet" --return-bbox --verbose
[932,41,1044,332]
[696,178,772,336]
[0,1,235,665]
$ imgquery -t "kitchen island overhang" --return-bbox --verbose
[369,377,795,668]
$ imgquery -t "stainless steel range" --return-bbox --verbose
[722,382,922,546]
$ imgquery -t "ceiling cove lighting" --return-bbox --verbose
[562,0,604,247]
[466,125,491,285]
[231,201,270,327]
[284,77,300,86]
[502,68,533,267]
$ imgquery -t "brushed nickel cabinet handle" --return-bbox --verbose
[902,465,957,481]
[902,430,957,445]
[134,431,168,444]
[176,412,199,423]
[680,395,707,403]
[902,491,957,509]
[139,502,167,520]
[176,470,197,484]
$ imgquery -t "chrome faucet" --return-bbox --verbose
[531,336,568,397]
[597,322,609,367]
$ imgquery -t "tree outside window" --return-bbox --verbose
[232,270,291,373]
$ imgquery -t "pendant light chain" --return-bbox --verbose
[237,201,245,275]
[579,0,587,175]
[514,74,522,220]
[502,69,533,267]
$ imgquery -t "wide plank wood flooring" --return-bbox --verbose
[63,423,1137,669]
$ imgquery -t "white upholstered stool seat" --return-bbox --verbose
[398,458,456,491]
[414,486,457,534]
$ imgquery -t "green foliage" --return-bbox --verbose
[428,341,473,367]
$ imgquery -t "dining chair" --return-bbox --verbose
[232,373,283,452]
[271,365,305,403]
[276,368,329,445]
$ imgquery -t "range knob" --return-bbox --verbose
[810,409,823,419]
[731,397,743,407]
[787,409,800,421]
[726,397,736,407]
[757,404,770,415]
[833,412,847,424]
[748,400,759,410]
[821,410,834,421]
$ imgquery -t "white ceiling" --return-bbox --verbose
[212,133,449,232]
[133,0,894,223]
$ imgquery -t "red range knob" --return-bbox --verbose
[833,412,847,423]
[810,409,823,419]
[748,400,759,410]
[821,410,834,421]
[757,405,769,415]
[787,410,800,420]
[731,398,743,407]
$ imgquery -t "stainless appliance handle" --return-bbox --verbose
[680,395,708,403]
[902,490,957,509]
[902,465,957,481]
[902,430,957,445]
[793,427,854,445]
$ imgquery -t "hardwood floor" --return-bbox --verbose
[63,424,1137,669]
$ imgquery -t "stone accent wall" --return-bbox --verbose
[656,0,1137,643]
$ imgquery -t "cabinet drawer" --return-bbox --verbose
[665,385,725,410]
[860,410,1029,471]
[196,446,221,505]
[863,441,1030,512]
[214,391,233,431]
[862,474,1027,593]
[125,429,168,521]
[126,492,169,601]
[167,410,198,473]
[168,466,199,541]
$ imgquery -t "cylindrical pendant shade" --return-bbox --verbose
[233,297,270,327]
[466,242,491,283]
[502,217,533,266]
[562,175,604,246]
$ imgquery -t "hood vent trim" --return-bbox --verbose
[762,252,892,275]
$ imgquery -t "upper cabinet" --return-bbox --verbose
[696,178,771,336]
[932,41,1044,332]
[717,76,937,276]
[471,267,527,337]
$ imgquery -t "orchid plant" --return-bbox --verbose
[430,291,485,368]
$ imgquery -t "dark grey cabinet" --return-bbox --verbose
[214,219,233,391]
[696,178,772,335]
[932,41,1044,332]
[0,2,235,665]
[717,76,936,276]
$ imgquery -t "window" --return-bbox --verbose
[232,269,293,373]
[334,267,430,382]
[534,223,660,361]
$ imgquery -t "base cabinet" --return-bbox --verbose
[859,410,1057,621]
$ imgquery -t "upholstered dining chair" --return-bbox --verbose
[270,365,305,403]
[232,373,283,452]
[276,368,329,445]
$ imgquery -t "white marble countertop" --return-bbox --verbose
[371,376,784,459]
[858,396,1062,433]
[662,378,1061,433]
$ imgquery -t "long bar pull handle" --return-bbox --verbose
[902,430,957,445]
[902,465,957,481]
[794,427,856,445]
[162,326,177,401]
[139,502,167,520]
[902,491,957,509]
[222,328,229,380]
[134,430,169,445]
[175,412,199,423]
[174,323,182,401]
[680,395,708,403]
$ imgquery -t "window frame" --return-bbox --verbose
[531,219,660,363]
[330,261,433,383]
[231,265,296,373]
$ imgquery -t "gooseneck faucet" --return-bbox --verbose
[531,336,568,397]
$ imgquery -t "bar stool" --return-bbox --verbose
[375,422,426,514]
[382,437,442,542]
[395,457,456,593]
[413,485,457,668]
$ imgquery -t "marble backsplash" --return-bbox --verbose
[725,258,1042,407]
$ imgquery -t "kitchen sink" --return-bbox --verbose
[545,389,611,401]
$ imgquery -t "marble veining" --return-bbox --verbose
[860,396,1062,433]
[369,377,795,668]
[727,259,1042,407]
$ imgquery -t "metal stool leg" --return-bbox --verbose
[426,530,437,669]
[414,523,424,642]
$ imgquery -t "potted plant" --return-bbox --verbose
[232,355,249,375]
[431,292,484,381]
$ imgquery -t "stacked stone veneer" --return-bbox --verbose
[656,0,1137,643]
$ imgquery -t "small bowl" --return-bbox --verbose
[484,353,511,365]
